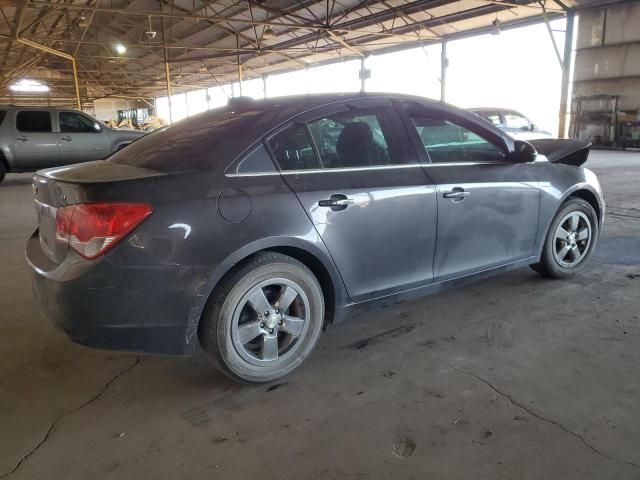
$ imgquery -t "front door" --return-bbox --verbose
[401,103,540,281]
[57,111,111,164]
[266,99,438,302]
[13,110,59,169]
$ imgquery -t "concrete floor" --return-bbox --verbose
[1,150,639,480]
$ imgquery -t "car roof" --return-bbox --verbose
[469,107,526,115]
[222,92,441,113]
[0,105,82,111]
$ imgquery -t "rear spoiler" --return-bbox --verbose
[528,139,592,166]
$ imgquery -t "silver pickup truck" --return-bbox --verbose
[0,106,145,183]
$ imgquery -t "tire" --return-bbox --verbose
[530,197,599,278]
[198,252,325,383]
[0,162,6,184]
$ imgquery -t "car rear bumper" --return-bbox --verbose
[26,230,204,355]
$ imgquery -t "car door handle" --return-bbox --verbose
[318,195,354,211]
[443,188,471,201]
[16,136,28,142]
[59,136,72,142]
[319,198,354,207]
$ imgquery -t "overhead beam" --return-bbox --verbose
[24,1,325,30]
[15,37,81,108]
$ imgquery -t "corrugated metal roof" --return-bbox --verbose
[0,0,627,104]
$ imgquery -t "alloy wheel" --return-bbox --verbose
[230,278,310,366]
[552,211,592,268]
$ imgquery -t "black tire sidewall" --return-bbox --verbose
[541,198,599,278]
[201,254,324,383]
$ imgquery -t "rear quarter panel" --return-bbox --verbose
[0,109,16,168]
[98,169,347,342]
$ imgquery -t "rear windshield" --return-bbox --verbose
[109,106,268,172]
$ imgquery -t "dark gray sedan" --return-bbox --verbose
[27,94,604,383]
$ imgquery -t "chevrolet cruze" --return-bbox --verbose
[27,94,604,383]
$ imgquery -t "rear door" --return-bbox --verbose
[13,110,59,169]
[266,98,438,302]
[57,110,111,164]
[399,101,540,281]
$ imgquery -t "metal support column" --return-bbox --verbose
[164,60,172,123]
[440,39,447,102]
[237,35,243,96]
[161,17,172,123]
[360,57,366,93]
[71,57,81,109]
[558,12,575,138]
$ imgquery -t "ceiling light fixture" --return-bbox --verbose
[114,43,127,54]
[145,16,157,39]
[9,79,49,93]
[262,26,276,39]
[491,18,501,35]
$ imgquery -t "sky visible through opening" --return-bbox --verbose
[157,18,567,136]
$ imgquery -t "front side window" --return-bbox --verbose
[410,117,507,164]
[503,112,530,130]
[267,123,318,171]
[59,112,101,133]
[16,111,52,132]
[307,107,399,168]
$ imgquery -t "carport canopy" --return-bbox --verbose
[0,0,625,106]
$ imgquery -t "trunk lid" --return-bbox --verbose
[33,160,165,265]
[529,139,592,166]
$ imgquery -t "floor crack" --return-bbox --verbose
[0,357,140,479]
[434,356,640,471]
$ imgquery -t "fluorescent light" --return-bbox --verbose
[114,43,127,54]
[9,79,49,93]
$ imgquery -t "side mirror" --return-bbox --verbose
[511,140,537,163]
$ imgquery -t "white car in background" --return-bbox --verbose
[470,108,554,140]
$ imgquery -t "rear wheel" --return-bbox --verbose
[199,252,324,383]
[530,198,598,278]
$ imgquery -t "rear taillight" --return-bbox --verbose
[55,203,153,259]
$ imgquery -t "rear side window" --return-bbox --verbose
[267,123,319,171]
[307,107,401,168]
[17,111,52,132]
[410,117,506,164]
[60,112,101,133]
[481,112,502,126]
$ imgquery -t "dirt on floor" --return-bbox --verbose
[0,151,639,480]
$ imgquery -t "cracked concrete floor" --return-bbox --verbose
[1,151,639,480]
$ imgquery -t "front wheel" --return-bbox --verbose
[199,252,325,383]
[531,197,599,278]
